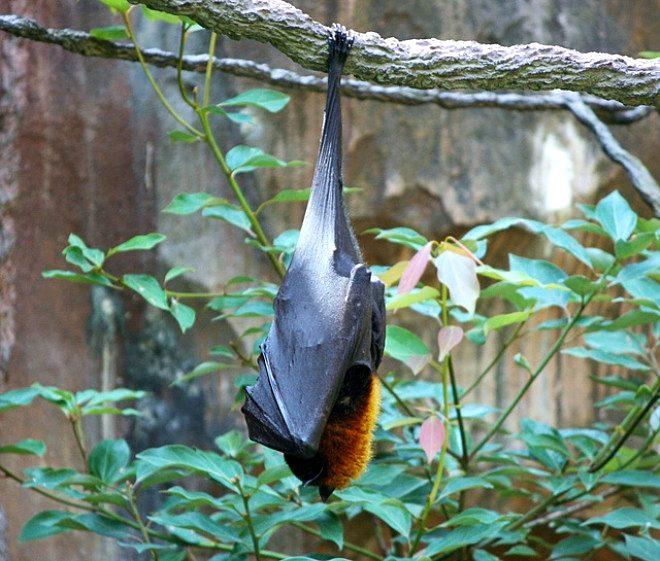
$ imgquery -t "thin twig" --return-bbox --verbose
[291,523,382,560]
[463,319,527,398]
[469,264,616,461]
[564,93,660,215]
[589,380,660,472]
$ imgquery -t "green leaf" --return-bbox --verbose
[257,187,361,214]
[167,130,199,143]
[316,512,344,550]
[123,274,169,310]
[170,300,196,333]
[23,467,78,489]
[63,246,94,272]
[584,508,660,529]
[207,295,250,311]
[89,25,128,41]
[595,190,637,241]
[176,361,229,384]
[624,535,660,561]
[615,253,660,284]
[202,202,253,234]
[219,88,290,113]
[615,232,655,259]
[59,513,134,540]
[67,234,105,267]
[226,145,304,174]
[484,311,532,335]
[464,217,591,266]
[600,470,660,488]
[442,508,502,527]
[424,525,499,555]
[164,266,194,284]
[384,325,430,374]
[586,247,616,272]
[0,387,39,412]
[163,192,223,214]
[149,512,239,542]
[473,550,500,561]
[506,545,537,557]
[99,0,131,13]
[0,439,46,457]
[141,6,181,24]
[136,445,242,489]
[562,347,649,370]
[386,286,439,311]
[563,275,598,297]
[439,477,494,499]
[621,277,660,308]
[19,511,72,542]
[364,227,428,250]
[214,431,246,457]
[88,439,130,484]
[550,535,599,558]
[257,464,294,486]
[584,330,644,355]
[363,499,412,537]
[42,270,114,287]
[225,300,274,318]
[108,233,166,256]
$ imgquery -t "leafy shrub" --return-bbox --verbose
[1,3,658,561]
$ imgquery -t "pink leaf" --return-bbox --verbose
[398,242,433,294]
[437,326,464,361]
[419,416,446,463]
[434,250,480,315]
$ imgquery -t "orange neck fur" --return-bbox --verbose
[316,374,381,490]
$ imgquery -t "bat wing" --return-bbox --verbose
[243,261,375,457]
[242,26,385,466]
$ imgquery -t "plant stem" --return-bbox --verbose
[0,463,94,511]
[410,285,452,555]
[128,486,158,561]
[378,372,415,417]
[70,416,88,469]
[589,379,660,472]
[463,319,526,398]
[197,111,286,278]
[122,12,203,138]
[177,24,197,109]
[203,32,217,108]
[292,523,381,560]
[469,302,604,460]
[237,480,261,561]
[448,357,469,467]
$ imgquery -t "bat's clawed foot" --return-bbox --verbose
[328,23,354,64]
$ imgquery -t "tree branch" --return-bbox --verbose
[564,93,660,214]
[3,14,658,212]
[0,14,652,123]
[130,0,659,106]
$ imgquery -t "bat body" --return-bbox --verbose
[242,26,386,500]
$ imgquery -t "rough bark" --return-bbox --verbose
[0,507,7,561]
[0,14,652,121]
[132,0,659,105]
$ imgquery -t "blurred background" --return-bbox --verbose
[0,1,657,559]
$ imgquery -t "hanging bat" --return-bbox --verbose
[242,25,386,501]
